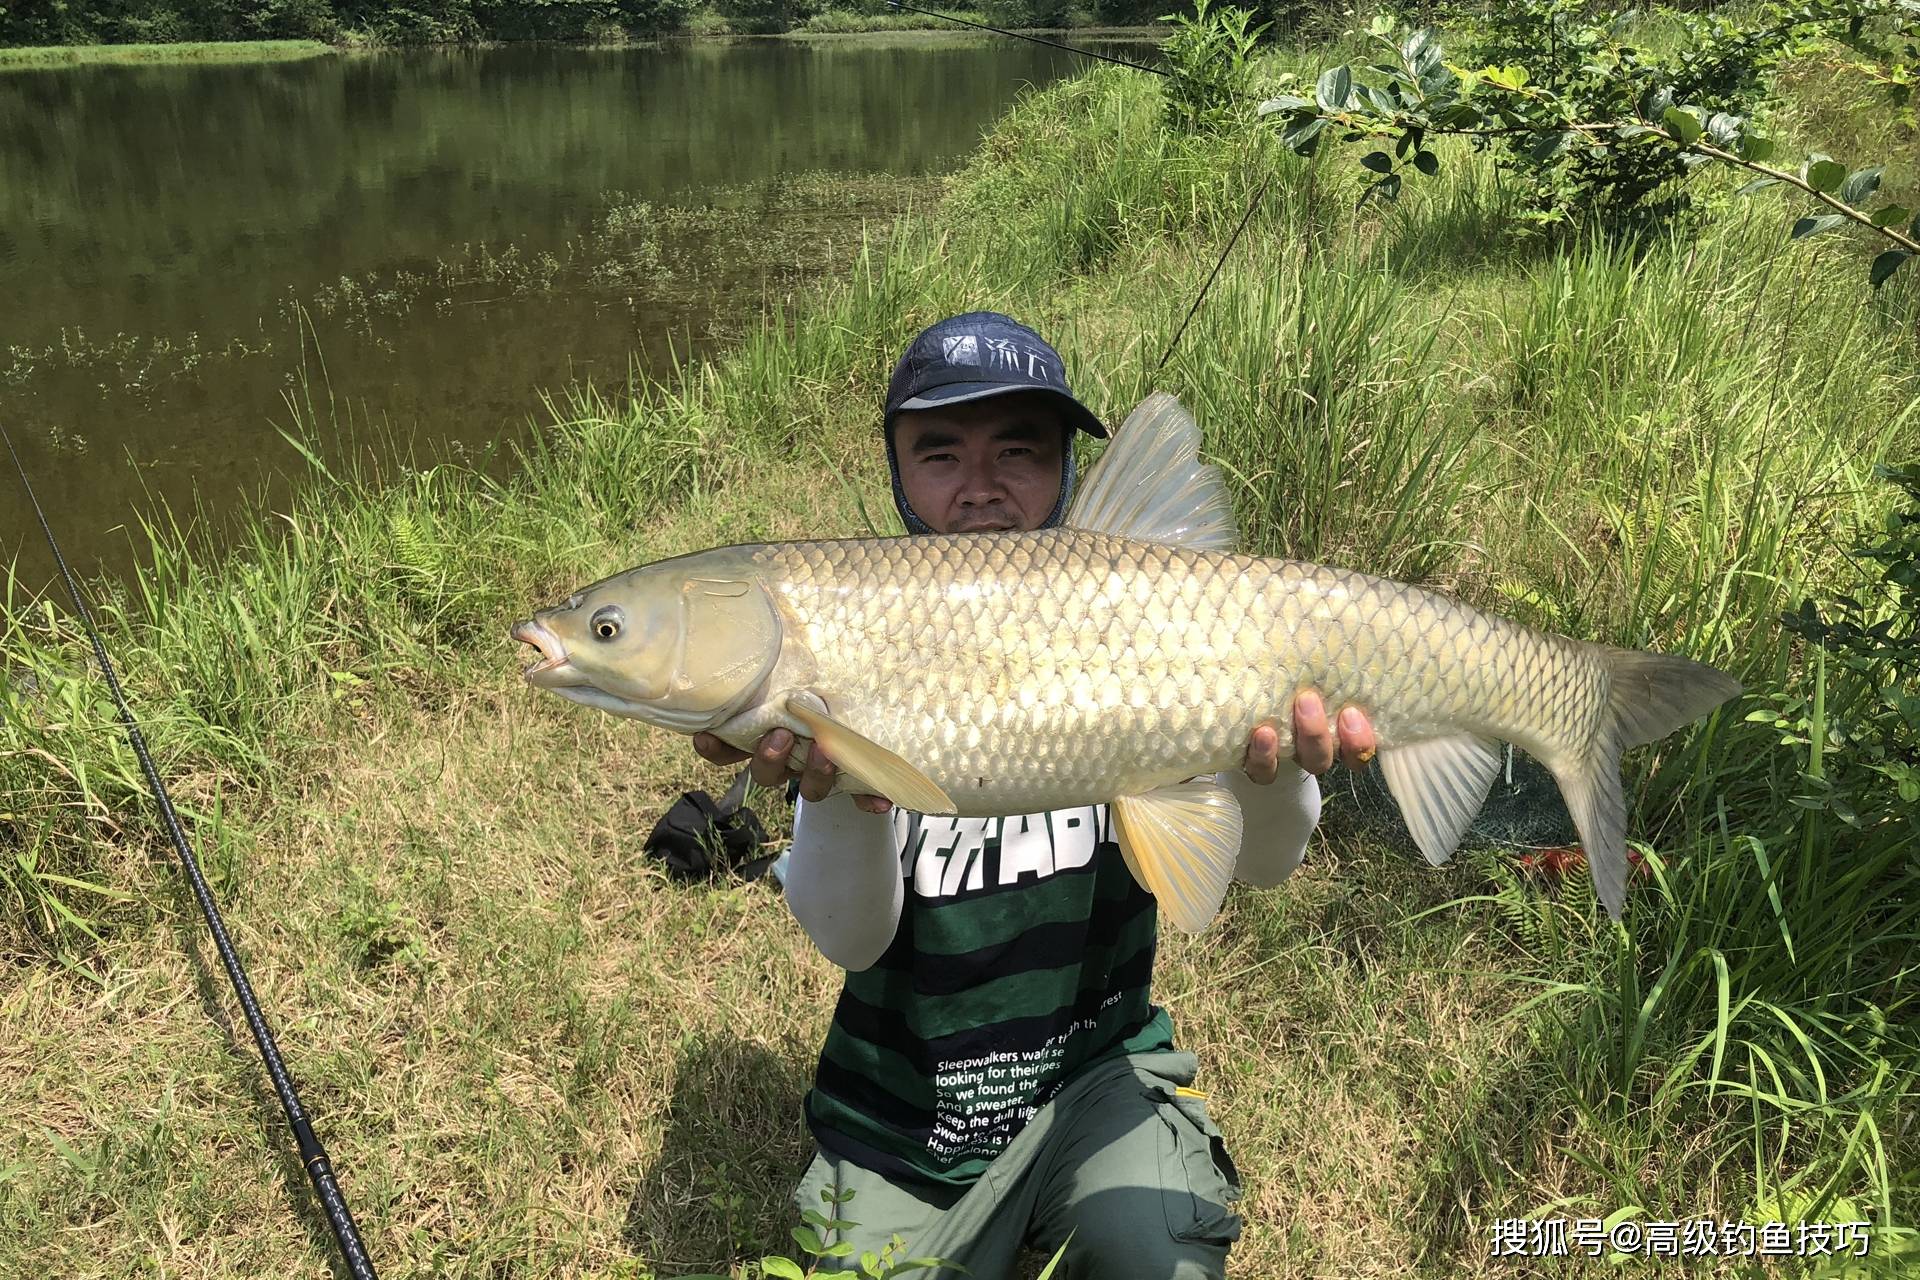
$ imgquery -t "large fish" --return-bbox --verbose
[511,394,1739,931]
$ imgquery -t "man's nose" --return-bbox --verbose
[956,465,1004,507]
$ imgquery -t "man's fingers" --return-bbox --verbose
[692,731,752,766]
[1292,690,1334,775]
[750,728,797,789]
[1337,706,1378,771]
[1242,722,1281,785]
[797,741,840,804]
[854,794,894,815]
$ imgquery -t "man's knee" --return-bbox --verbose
[1038,1077,1243,1278]
[1051,1185,1238,1280]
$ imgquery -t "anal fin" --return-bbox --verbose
[786,696,955,815]
[1377,734,1503,866]
[1111,781,1243,934]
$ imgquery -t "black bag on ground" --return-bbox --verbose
[644,772,774,881]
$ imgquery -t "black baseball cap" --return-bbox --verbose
[883,312,1108,439]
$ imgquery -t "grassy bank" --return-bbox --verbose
[3,26,1917,1280]
[0,21,1152,62]
[0,38,334,68]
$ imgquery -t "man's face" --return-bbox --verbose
[891,392,1068,535]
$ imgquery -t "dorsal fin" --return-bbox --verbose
[1064,392,1238,550]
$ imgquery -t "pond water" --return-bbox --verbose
[0,34,1155,592]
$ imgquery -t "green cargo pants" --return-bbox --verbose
[790,1050,1242,1280]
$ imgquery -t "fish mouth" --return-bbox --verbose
[511,618,573,684]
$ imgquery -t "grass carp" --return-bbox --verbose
[512,393,1740,932]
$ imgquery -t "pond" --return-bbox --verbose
[0,33,1157,592]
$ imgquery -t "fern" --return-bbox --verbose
[387,509,442,583]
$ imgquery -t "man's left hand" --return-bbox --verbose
[1243,692,1377,782]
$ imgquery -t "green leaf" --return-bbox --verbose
[1361,150,1393,173]
[1526,130,1570,162]
[1807,158,1846,193]
[1871,249,1911,287]
[1870,203,1911,227]
[792,1226,826,1255]
[1738,133,1776,163]
[1841,165,1885,205]
[1255,93,1309,117]
[760,1259,807,1280]
[1035,1232,1075,1278]
[1707,111,1743,145]
[1316,65,1353,110]
[1737,177,1783,196]
[1481,63,1529,91]
[1414,149,1439,176]
[1790,214,1846,239]
[1662,106,1702,145]
[1281,116,1328,153]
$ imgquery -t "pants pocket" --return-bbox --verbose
[1150,1086,1244,1247]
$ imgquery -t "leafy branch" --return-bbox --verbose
[1255,1,1920,285]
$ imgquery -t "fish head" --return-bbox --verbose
[511,559,781,733]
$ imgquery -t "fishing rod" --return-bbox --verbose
[886,0,1167,74]
[884,1,1271,374]
[1,424,378,1280]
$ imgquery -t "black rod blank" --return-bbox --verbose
[2,425,378,1280]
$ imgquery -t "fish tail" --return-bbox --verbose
[1549,646,1742,919]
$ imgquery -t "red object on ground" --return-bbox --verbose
[1514,845,1650,882]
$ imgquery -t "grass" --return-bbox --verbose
[3,19,1919,1280]
[0,39,334,69]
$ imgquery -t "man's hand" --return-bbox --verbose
[1242,692,1378,783]
[691,729,894,814]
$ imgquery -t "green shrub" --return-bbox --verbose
[979,0,1073,31]
[1462,0,1792,230]
[1159,0,1264,135]
[717,0,807,33]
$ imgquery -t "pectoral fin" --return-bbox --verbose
[786,696,955,815]
[1111,781,1242,934]
[1376,733,1503,867]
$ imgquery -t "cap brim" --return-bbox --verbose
[894,381,1108,438]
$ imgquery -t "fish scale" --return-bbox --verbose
[752,527,1606,816]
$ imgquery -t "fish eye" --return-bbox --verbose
[591,606,624,641]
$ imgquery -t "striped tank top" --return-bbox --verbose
[803,802,1175,1186]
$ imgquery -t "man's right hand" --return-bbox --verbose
[691,730,894,814]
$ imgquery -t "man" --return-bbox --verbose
[693,313,1375,1277]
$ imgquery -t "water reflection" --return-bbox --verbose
[0,36,1156,588]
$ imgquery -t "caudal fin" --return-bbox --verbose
[1551,647,1742,919]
